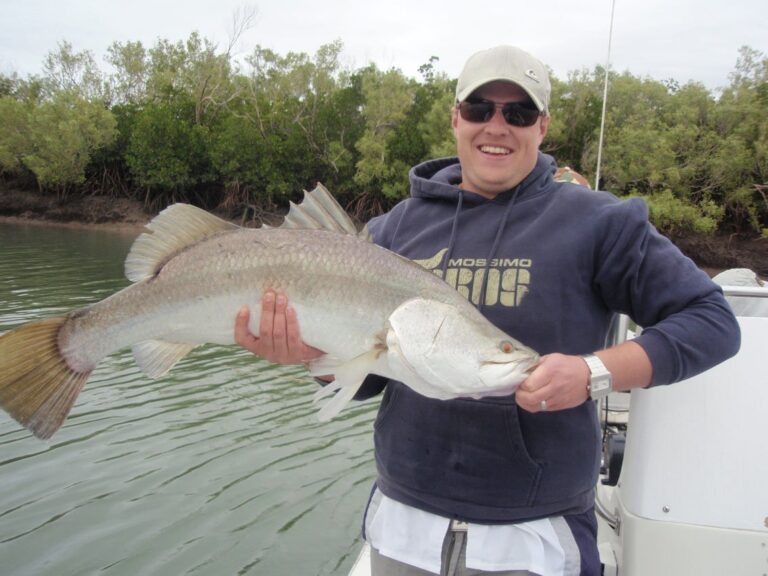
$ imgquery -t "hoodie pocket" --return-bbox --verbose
[374,382,543,509]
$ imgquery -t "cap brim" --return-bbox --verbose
[457,77,546,112]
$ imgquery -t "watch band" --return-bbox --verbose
[582,353,613,400]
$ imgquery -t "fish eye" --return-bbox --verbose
[500,340,515,353]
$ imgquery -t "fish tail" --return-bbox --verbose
[0,317,91,439]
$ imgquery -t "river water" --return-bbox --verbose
[0,223,378,576]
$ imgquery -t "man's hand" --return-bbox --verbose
[517,342,652,412]
[515,353,590,413]
[234,290,325,365]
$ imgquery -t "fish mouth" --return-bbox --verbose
[520,355,540,374]
[482,351,538,369]
[478,352,539,391]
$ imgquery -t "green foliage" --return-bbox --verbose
[125,100,213,198]
[414,57,456,158]
[1,36,765,237]
[23,92,116,191]
[42,41,106,101]
[420,90,456,158]
[633,189,723,235]
[106,41,148,105]
[353,66,415,198]
[208,112,264,201]
[0,97,33,173]
[0,74,15,97]
[585,56,767,235]
[545,68,603,174]
[312,83,365,195]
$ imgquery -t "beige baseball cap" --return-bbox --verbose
[455,45,551,112]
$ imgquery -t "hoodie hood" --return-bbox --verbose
[409,153,558,205]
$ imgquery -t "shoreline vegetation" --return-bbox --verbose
[1,35,765,275]
[1,187,765,277]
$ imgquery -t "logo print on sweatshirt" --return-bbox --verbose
[412,248,531,307]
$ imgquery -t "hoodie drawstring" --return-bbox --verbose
[441,190,464,278]
[478,186,522,311]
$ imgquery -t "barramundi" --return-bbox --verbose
[0,185,538,439]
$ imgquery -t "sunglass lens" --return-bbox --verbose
[459,99,540,127]
[459,100,494,123]
[502,103,540,127]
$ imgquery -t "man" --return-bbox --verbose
[235,46,740,575]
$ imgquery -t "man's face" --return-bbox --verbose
[451,81,549,199]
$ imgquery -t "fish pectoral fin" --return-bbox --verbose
[306,354,344,377]
[313,376,360,422]
[132,340,198,379]
[310,349,385,421]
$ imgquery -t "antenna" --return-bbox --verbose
[594,0,616,190]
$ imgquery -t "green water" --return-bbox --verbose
[0,223,378,575]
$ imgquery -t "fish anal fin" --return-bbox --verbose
[0,317,91,439]
[125,204,239,282]
[132,340,198,379]
[281,184,366,238]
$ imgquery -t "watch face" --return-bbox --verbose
[583,355,612,399]
[591,376,611,394]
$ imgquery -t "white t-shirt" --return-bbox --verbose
[364,488,582,575]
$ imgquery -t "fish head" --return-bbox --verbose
[474,339,539,397]
[385,298,538,399]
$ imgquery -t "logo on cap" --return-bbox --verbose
[525,69,540,83]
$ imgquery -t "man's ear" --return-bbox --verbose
[538,114,550,143]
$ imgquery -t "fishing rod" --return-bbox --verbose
[594,0,616,190]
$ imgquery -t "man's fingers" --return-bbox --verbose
[234,305,263,354]
[516,359,550,412]
[271,294,289,362]
[516,353,592,413]
[234,306,250,343]
[516,386,547,413]
[259,291,276,349]
[238,290,326,364]
[285,305,302,353]
[519,360,547,394]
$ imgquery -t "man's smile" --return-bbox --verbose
[479,145,512,155]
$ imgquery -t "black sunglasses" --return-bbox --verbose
[457,98,542,127]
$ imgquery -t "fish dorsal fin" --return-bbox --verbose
[125,204,239,282]
[280,183,368,239]
[132,340,198,379]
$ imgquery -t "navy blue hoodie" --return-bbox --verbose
[361,152,740,524]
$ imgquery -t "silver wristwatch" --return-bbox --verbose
[582,354,612,400]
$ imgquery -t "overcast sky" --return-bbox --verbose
[1,0,766,92]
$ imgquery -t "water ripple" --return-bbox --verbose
[0,223,377,576]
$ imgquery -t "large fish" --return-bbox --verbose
[0,185,538,439]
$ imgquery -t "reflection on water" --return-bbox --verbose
[0,223,378,575]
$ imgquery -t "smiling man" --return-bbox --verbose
[451,48,550,198]
[236,46,740,575]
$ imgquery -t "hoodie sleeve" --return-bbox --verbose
[592,197,740,386]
